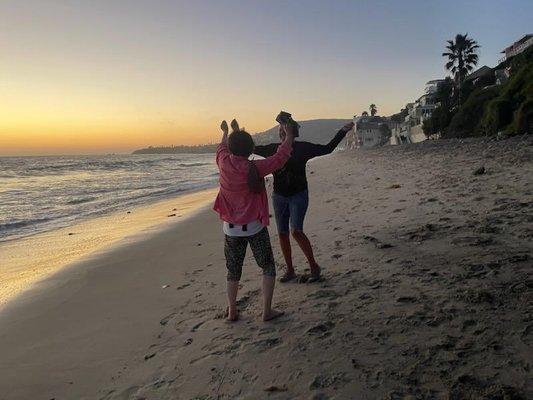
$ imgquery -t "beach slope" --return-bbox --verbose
[0,136,532,399]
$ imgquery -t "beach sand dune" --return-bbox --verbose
[0,136,532,399]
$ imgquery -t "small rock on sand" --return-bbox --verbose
[473,166,486,175]
[263,385,287,392]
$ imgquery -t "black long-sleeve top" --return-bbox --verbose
[254,128,348,197]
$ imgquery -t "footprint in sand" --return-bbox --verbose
[307,289,339,300]
[309,372,349,390]
[250,337,282,352]
[160,312,177,326]
[176,283,191,290]
[306,321,335,335]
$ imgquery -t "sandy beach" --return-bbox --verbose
[0,136,532,399]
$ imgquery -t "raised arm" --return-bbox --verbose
[305,122,354,159]
[216,120,230,165]
[220,120,229,144]
[255,123,294,177]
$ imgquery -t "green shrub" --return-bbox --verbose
[446,86,500,137]
[482,97,514,135]
[480,56,533,136]
[423,106,454,138]
[508,96,533,135]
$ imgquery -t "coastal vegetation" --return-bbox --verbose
[482,49,533,136]
[423,36,532,138]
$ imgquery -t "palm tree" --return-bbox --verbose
[362,111,369,117]
[442,33,480,102]
[369,104,377,116]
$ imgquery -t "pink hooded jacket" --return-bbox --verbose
[213,138,292,226]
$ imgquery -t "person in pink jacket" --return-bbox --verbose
[214,119,294,321]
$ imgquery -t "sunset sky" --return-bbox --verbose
[1,0,532,155]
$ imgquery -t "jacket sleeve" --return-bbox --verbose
[253,143,278,158]
[215,142,230,166]
[305,129,348,159]
[254,139,292,177]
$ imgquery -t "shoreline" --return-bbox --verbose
[0,186,218,308]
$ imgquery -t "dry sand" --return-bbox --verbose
[0,136,531,399]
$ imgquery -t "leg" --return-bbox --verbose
[289,190,320,274]
[226,280,239,321]
[279,233,295,278]
[248,228,284,321]
[224,235,247,321]
[261,275,283,321]
[291,229,320,273]
[272,193,293,279]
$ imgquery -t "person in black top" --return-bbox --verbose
[254,120,354,282]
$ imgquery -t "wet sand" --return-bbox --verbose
[0,136,531,399]
[0,188,217,308]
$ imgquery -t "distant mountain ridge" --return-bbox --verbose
[254,118,352,145]
[132,118,352,154]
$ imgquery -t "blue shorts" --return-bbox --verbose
[272,190,309,234]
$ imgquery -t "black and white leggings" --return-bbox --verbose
[224,227,276,281]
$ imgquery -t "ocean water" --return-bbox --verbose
[0,154,218,242]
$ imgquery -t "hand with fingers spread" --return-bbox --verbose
[231,119,240,133]
[220,120,228,134]
[220,120,229,143]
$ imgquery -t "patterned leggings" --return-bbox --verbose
[224,227,276,281]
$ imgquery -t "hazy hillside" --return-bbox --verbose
[132,119,352,154]
[254,119,352,145]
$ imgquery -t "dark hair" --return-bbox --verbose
[248,160,265,193]
[228,130,254,157]
[293,123,300,137]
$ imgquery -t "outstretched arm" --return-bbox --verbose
[306,122,354,159]
[255,123,294,177]
[254,143,278,158]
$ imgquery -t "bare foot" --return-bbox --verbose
[308,265,322,283]
[263,308,285,322]
[279,271,297,283]
[226,307,238,322]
